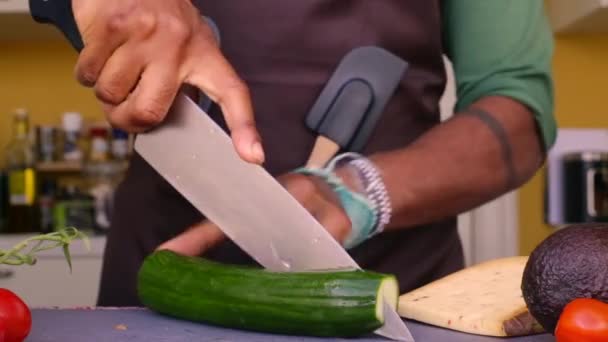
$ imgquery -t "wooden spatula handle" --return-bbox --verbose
[306,136,340,168]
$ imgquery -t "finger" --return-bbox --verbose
[74,20,128,87]
[316,205,352,244]
[281,174,351,242]
[281,174,324,217]
[105,56,180,131]
[183,41,264,164]
[157,221,226,256]
[94,42,145,105]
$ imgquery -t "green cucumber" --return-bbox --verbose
[137,250,399,337]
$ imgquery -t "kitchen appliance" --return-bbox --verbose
[563,151,608,223]
[28,0,413,340]
[544,128,608,226]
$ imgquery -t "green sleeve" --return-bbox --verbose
[442,0,557,150]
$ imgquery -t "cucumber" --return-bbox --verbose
[137,250,399,337]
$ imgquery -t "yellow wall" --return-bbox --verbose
[519,34,608,255]
[0,40,103,164]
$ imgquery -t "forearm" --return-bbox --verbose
[366,95,544,230]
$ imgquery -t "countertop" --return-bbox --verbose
[26,308,556,342]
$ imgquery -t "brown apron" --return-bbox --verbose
[97,0,463,306]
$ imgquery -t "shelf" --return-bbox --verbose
[35,160,130,176]
[36,161,83,173]
[548,0,608,34]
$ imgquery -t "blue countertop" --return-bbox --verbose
[25,308,556,342]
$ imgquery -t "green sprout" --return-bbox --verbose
[0,227,90,271]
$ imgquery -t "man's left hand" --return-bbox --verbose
[157,173,353,256]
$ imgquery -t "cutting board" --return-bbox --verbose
[398,256,544,337]
[27,308,554,342]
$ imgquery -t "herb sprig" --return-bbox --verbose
[0,228,89,271]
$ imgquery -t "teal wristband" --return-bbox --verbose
[292,167,378,249]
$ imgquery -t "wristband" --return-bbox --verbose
[327,153,392,235]
[293,166,377,249]
[293,153,392,248]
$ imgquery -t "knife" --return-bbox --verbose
[28,1,414,340]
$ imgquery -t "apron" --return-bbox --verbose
[97,0,464,306]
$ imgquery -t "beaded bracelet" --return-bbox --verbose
[326,153,392,236]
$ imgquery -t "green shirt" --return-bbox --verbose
[443,0,556,150]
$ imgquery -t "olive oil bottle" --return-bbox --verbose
[4,109,39,233]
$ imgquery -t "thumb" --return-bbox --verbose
[157,221,226,256]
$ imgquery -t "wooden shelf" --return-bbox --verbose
[36,161,82,173]
[549,0,608,34]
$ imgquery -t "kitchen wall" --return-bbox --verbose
[519,34,608,255]
[0,40,102,161]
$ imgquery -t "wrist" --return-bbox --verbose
[291,159,377,249]
[293,153,393,249]
[328,153,393,235]
[334,165,366,194]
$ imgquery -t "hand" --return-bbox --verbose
[157,173,353,256]
[71,0,264,164]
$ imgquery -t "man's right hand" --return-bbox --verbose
[71,0,265,164]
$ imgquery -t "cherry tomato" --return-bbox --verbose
[555,298,608,342]
[0,289,31,342]
[0,319,6,342]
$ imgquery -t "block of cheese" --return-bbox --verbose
[398,256,544,337]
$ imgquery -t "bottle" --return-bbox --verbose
[85,163,117,234]
[53,184,94,232]
[38,178,57,233]
[88,126,109,163]
[36,125,59,163]
[4,109,39,233]
[84,126,122,234]
[61,112,83,162]
[0,169,8,233]
[110,128,129,161]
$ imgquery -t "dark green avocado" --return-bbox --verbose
[521,223,608,334]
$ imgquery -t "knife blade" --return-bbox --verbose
[134,94,414,341]
[27,1,414,340]
[135,93,356,272]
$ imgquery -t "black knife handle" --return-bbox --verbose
[29,0,84,52]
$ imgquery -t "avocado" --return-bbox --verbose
[521,223,608,334]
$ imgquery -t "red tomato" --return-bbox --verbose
[0,289,31,342]
[555,298,608,342]
[0,319,6,342]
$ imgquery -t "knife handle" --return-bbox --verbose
[29,0,84,52]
